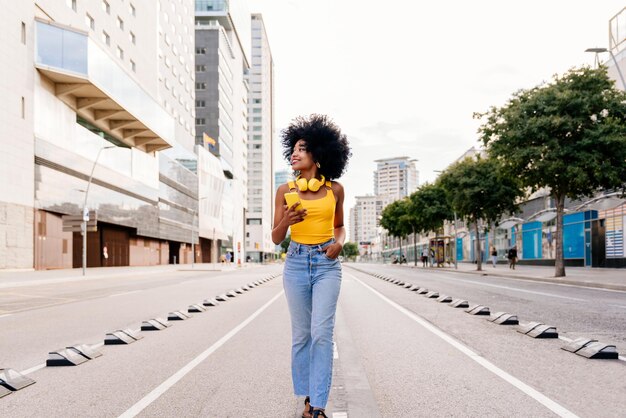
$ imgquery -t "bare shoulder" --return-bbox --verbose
[277,183,291,194]
[330,181,344,193]
[330,181,345,199]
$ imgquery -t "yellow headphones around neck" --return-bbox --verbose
[295,175,325,192]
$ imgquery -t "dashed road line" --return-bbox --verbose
[108,290,142,298]
[351,273,580,418]
[118,290,284,418]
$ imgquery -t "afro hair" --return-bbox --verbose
[280,114,352,180]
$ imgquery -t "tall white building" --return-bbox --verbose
[350,195,388,256]
[608,7,626,91]
[374,156,419,201]
[195,0,250,264]
[245,13,274,262]
[0,0,204,269]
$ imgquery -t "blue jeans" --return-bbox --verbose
[283,238,342,409]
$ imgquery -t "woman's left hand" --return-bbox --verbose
[323,242,343,259]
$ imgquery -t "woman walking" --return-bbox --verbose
[491,246,498,268]
[272,114,351,418]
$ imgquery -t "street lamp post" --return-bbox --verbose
[585,47,626,90]
[453,211,458,270]
[82,145,115,276]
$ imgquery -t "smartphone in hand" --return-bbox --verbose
[284,192,303,211]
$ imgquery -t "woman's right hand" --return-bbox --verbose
[283,203,307,225]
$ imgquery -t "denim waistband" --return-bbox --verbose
[289,238,335,252]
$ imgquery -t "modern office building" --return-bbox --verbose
[245,13,275,262]
[0,1,221,270]
[195,0,251,264]
[373,156,419,201]
[608,6,626,92]
[274,169,291,193]
[350,195,386,256]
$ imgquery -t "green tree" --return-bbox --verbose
[476,66,626,276]
[280,234,291,254]
[408,182,453,266]
[438,156,522,271]
[380,199,411,261]
[341,242,359,261]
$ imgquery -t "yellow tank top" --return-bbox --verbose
[288,180,336,244]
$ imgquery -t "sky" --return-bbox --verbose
[247,0,624,223]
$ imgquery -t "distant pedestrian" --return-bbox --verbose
[225,252,232,263]
[491,246,497,268]
[421,248,428,267]
[507,246,517,269]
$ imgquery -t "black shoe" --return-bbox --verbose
[302,396,313,418]
[312,410,328,418]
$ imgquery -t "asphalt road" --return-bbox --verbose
[0,263,624,417]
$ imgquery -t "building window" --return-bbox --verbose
[252,108,261,113]
[253,98,261,104]
[195,47,206,54]
[253,117,262,122]
[67,0,77,12]
[117,17,124,30]
[21,22,26,44]
[117,46,124,59]
[195,64,206,72]
[196,118,205,125]
[195,82,206,90]
[21,97,25,119]
[102,0,110,14]
[196,100,205,107]
[129,3,136,16]
[102,31,110,46]
[130,60,136,72]
[85,13,95,30]
[129,31,136,44]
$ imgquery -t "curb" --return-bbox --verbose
[396,264,626,292]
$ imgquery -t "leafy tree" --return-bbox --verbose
[438,156,522,271]
[476,66,626,276]
[408,183,453,266]
[280,234,291,254]
[380,199,411,261]
[341,242,359,261]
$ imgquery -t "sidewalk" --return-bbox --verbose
[0,262,266,289]
[390,261,626,291]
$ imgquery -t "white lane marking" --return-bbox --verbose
[0,313,13,319]
[109,290,142,298]
[427,274,586,301]
[21,363,45,375]
[609,304,626,309]
[118,290,285,418]
[352,275,579,418]
[333,413,348,418]
[333,341,339,360]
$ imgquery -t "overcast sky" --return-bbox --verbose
[248,0,624,222]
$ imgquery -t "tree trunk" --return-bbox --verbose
[413,231,418,266]
[554,193,566,277]
[475,221,482,271]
